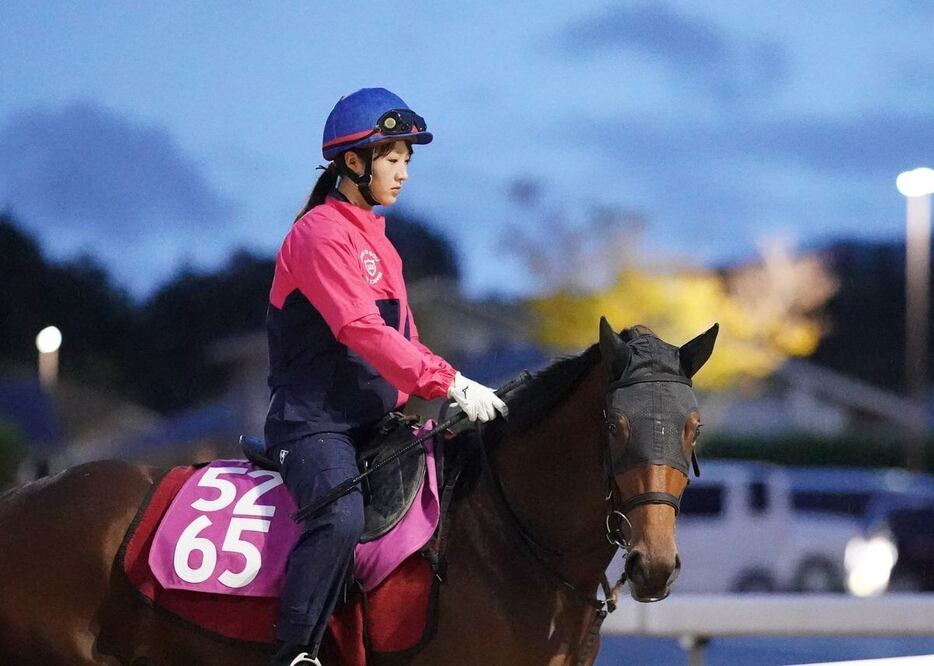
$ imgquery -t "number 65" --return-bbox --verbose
[174,515,270,588]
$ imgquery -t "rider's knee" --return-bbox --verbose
[329,492,365,546]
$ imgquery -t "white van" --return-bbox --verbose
[613,461,866,593]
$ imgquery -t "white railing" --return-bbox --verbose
[602,594,934,665]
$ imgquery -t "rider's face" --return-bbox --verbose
[368,141,411,207]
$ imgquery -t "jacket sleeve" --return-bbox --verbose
[285,223,456,399]
[338,315,456,399]
[284,225,380,332]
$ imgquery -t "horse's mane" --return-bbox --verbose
[447,340,605,499]
[483,324,654,440]
[487,342,603,439]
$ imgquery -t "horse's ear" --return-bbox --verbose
[599,316,630,380]
[680,323,719,378]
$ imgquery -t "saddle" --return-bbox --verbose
[240,412,427,543]
[119,410,472,661]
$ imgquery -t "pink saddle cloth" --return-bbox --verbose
[149,424,440,597]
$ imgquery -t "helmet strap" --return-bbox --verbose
[347,149,380,207]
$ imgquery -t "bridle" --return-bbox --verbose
[476,371,697,665]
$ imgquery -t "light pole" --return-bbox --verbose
[897,167,934,470]
[35,325,62,391]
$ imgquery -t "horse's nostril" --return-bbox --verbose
[625,551,644,581]
[669,554,682,585]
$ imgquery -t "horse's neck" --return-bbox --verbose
[491,361,614,585]
[430,362,616,663]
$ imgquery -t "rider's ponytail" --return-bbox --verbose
[294,161,340,222]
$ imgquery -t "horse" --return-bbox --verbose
[0,318,717,665]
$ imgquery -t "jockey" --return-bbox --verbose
[264,87,508,666]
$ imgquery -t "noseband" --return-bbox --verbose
[604,491,682,551]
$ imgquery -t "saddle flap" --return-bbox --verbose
[357,413,427,543]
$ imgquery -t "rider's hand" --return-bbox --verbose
[446,372,509,422]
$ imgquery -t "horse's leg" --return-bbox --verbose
[0,460,154,664]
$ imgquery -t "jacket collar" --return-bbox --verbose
[326,189,385,234]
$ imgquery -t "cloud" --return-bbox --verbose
[558,3,789,101]
[561,3,728,67]
[0,101,231,236]
[738,112,934,176]
[554,108,934,263]
[580,110,934,180]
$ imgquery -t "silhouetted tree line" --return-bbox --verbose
[810,240,912,392]
[1,211,459,413]
[2,207,923,412]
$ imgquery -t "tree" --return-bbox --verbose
[127,251,274,411]
[385,211,460,284]
[0,212,134,386]
[514,210,837,389]
[810,241,909,391]
[0,419,23,489]
[0,211,48,367]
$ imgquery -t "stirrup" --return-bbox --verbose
[289,653,321,666]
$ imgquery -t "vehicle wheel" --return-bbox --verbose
[794,557,842,593]
[733,570,776,593]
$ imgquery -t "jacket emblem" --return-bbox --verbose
[360,249,383,285]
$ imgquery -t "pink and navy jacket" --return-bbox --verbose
[264,193,456,446]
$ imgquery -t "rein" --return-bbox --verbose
[476,426,681,666]
[477,433,614,609]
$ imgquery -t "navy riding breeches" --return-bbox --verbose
[271,433,364,653]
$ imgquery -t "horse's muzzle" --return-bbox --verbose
[625,551,681,602]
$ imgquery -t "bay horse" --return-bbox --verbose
[0,318,717,665]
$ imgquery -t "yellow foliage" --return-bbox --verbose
[530,265,831,390]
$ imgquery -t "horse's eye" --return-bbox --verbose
[608,422,619,436]
[693,423,703,444]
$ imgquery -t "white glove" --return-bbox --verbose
[446,372,509,422]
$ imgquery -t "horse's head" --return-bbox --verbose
[598,317,718,602]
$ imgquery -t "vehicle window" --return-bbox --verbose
[681,485,723,516]
[791,490,872,517]
[749,481,768,513]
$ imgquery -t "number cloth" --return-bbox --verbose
[119,465,437,659]
[148,446,439,594]
[264,191,456,447]
[148,461,301,597]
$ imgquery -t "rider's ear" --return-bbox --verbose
[343,150,364,176]
[599,316,631,380]
[679,323,719,378]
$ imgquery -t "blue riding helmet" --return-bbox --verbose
[321,88,433,161]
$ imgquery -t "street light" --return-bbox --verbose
[897,167,934,198]
[897,167,934,471]
[35,325,62,390]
